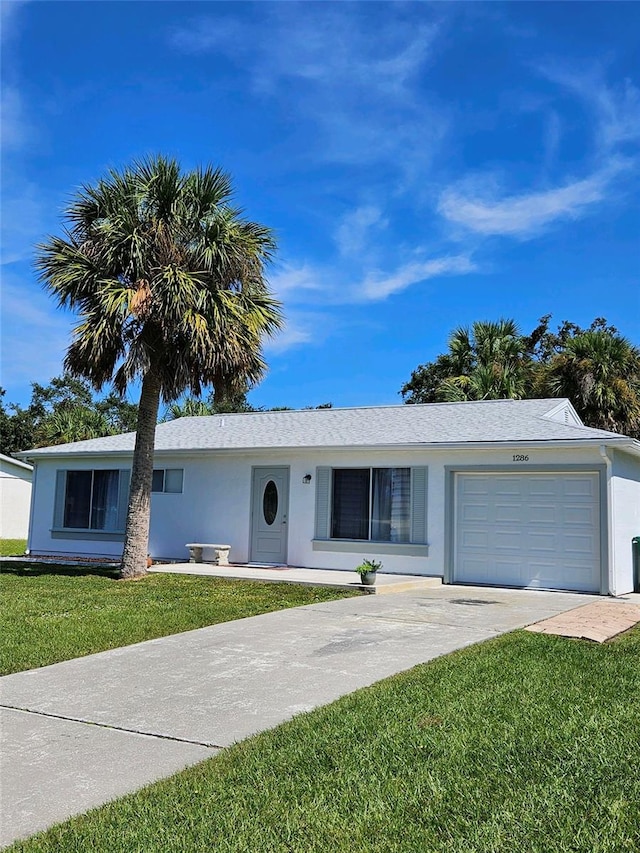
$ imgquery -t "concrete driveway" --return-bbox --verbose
[1,585,591,846]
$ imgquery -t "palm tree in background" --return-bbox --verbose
[36,406,114,447]
[37,156,282,578]
[437,319,532,402]
[540,330,640,436]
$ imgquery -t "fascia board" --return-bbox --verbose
[17,436,639,461]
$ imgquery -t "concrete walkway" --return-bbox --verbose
[149,562,443,593]
[0,585,593,847]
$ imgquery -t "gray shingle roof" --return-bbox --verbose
[19,398,633,458]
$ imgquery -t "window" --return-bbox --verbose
[152,468,184,494]
[58,470,125,532]
[331,468,411,542]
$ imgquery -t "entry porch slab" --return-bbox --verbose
[148,563,442,595]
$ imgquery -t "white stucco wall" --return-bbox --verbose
[26,442,628,594]
[610,449,640,595]
[0,458,33,539]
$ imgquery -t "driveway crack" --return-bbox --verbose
[0,704,221,749]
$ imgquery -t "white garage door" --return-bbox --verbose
[455,472,601,592]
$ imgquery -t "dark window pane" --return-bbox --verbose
[332,469,369,539]
[91,470,119,530]
[64,471,91,528]
[263,480,278,525]
[152,470,165,492]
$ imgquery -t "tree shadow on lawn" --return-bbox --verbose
[0,561,120,580]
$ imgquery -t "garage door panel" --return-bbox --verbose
[455,472,600,593]
[495,479,522,496]
[461,504,489,522]
[495,503,521,522]
[458,558,492,581]
[493,559,527,583]
[461,478,490,496]
[563,533,597,556]
[563,505,596,525]
[528,531,557,552]
[461,530,489,548]
[528,478,559,497]
[529,504,556,524]
[494,530,522,549]
[563,478,596,498]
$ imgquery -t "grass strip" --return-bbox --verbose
[1,539,27,557]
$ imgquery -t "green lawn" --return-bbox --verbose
[1,538,27,556]
[7,627,640,853]
[0,562,357,674]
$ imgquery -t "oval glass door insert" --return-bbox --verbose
[263,480,278,525]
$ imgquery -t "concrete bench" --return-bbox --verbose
[185,543,231,566]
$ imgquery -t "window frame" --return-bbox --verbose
[313,465,428,556]
[52,468,131,539]
[330,466,411,543]
[151,468,184,494]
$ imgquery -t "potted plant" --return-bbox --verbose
[355,558,382,586]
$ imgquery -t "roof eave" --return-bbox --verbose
[18,435,640,461]
[0,453,34,471]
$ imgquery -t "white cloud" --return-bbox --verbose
[438,164,625,238]
[0,180,52,265]
[0,85,31,151]
[437,67,639,242]
[171,9,439,95]
[335,206,388,257]
[360,255,476,300]
[268,262,325,301]
[542,109,562,172]
[264,308,340,354]
[539,66,640,152]
[169,7,449,174]
[0,0,28,44]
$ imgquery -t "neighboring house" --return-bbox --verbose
[17,398,640,595]
[0,453,33,539]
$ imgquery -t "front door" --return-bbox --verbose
[250,467,289,564]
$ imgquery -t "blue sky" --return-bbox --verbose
[2,1,639,410]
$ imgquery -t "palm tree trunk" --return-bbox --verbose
[120,371,161,579]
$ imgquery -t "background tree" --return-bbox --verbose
[95,392,139,433]
[524,315,620,365]
[539,330,640,436]
[36,156,282,579]
[402,319,532,403]
[36,406,114,446]
[401,315,640,437]
[0,389,39,456]
[0,375,138,454]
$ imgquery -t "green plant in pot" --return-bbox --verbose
[355,558,382,586]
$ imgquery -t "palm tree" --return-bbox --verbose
[540,330,640,436]
[437,319,532,402]
[36,406,114,447]
[36,156,282,578]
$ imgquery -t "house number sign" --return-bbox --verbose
[512,454,530,462]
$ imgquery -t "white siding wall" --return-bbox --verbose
[28,445,616,587]
[610,449,640,595]
[0,460,32,539]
